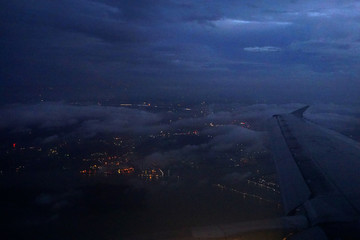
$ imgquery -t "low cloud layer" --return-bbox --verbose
[0,102,164,137]
[1,102,359,144]
[206,125,264,152]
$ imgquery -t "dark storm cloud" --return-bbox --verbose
[1,0,360,104]
[1,0,141,43]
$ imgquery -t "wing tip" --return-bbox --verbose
[291,105,310,118]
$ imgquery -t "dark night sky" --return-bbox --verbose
[1,0,360,104]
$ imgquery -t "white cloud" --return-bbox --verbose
[212,18,292,29]
[243,46,282,52]
[307,11,329,17]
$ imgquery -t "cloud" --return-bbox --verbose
[42,135,59,144]
[0,102,296,141]
[2,0,360,104]
[141,144,202,169]
[213,18,292,28]
[305,104,360,134]
[206,125,265,152]
[0,102,165,137]
[1,101,359,149]
[244,46,282,52]
[141,124,267,170]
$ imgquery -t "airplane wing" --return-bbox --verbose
[268,106,360,239]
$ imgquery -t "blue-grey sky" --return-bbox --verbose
[1,0,360,103]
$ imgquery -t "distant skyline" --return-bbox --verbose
[1,0,360,104]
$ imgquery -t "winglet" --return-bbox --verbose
[291,105,310,118]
